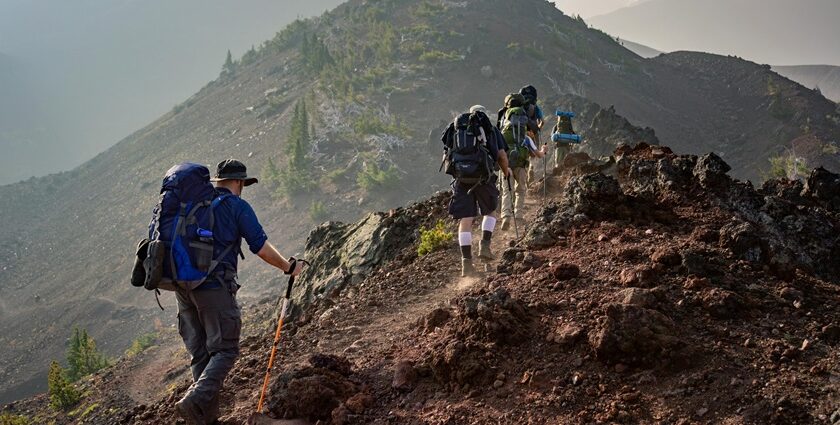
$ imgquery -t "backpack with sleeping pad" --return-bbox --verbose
[443,111,495,185]
[501,106,531,168]
[131,163,241,301]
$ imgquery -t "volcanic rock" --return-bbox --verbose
[589,304,682,366]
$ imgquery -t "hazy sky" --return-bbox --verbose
[552,0,645,18]
[588,0,840,66]
[0,0,344,185]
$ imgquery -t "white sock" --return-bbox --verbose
[481,216,497,232]
[458,232,472,247]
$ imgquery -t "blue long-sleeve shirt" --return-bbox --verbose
[198,187,268,289]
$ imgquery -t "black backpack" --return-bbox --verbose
[444,112,494,184]
[520,85,538,105]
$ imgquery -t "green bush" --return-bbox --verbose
[357,163,400,192]
[417,220,454,256]
[0,413,31,425]
[766,153,809,180]
[48,361,81,411]
[68,402,99,420]
[125,333,157,358]
[418,50,459,64]
[66,328,110,382]
[309,200,328,222]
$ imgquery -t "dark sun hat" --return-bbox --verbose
[210,159,258,186]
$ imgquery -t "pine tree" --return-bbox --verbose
[262,157,280,187]
[66,327,110,381]
[278,99,313,197]
[48,361,80,410]
[222,50,236,75]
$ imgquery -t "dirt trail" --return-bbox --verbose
[307,184,544,361]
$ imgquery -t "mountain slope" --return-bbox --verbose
[1,0,839,405]
[774,65,840,103]
[6,145,840,424]
[589,0,840,66]
[619,39,663,59]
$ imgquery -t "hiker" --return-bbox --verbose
[520,85,546,184]
[552,112,577,169]
[498,94,548,230]
[442,106,510,277]
[172,159,306,425]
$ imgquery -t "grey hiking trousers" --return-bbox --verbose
[176,281,241,411]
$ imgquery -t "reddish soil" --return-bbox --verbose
[5,145,839,424]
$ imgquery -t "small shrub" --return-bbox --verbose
[0,412,31,425]
[309,200,328,222]
[822,142,839,155]
[48,361,81,411]
[352,114,408,137]
[125,333,157,358]
[766,153,809,180]
[419,50,459,64]
[357,163,401,192]
[324,166,351,184]
[260,96,289,119]
[417,220,454,256]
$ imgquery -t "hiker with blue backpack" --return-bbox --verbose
[552,111,579,169]
[441,106,510,277]
[497,93,548,231]
[132,159,305,425]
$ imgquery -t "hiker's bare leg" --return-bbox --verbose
[513,167,528,219]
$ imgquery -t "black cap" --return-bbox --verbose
[210,159,258,186]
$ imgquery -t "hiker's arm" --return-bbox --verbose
[497,150,510,176]
[257,241,304,276]
[531,146,548,158]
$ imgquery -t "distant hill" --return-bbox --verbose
[552,0,647,18]
[0,0,838,405]
[774,65,840,103]
[618,39,663,58]
[589,0,840,66]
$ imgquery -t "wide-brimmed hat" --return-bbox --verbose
[210,159,258,186]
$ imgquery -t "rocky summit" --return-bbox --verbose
[5,143,839,424]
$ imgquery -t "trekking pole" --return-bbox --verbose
[506,176,520,240]
[257,258,310,413]
[543,142,548,205]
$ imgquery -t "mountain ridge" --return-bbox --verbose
[588,0,840,66]
[774,65,840,103]
[1,0,839,405]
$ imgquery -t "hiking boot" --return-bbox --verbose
[175,396,206,425]
[478,240,495,261]
[206,394,220,424]
[461,259,477,277]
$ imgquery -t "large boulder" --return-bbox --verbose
[693,152,732,190]
[718,220,765,263]
[803,167,840,212]
[293,192,450,312]
[589,304,683,367]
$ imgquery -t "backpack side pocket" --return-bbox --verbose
[144,240,166,291]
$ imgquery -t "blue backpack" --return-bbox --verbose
[142,163,238,293]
